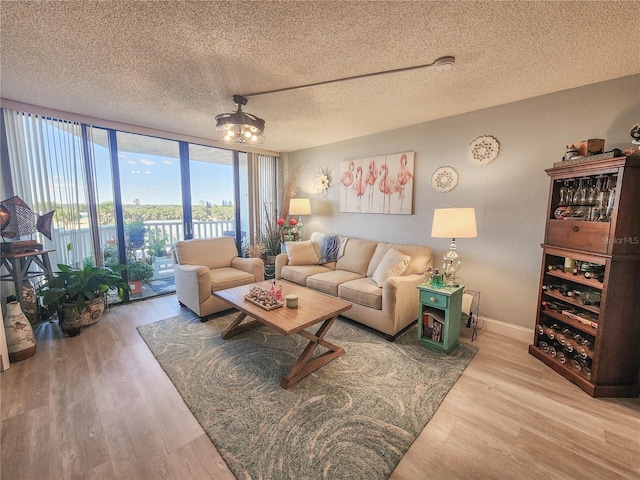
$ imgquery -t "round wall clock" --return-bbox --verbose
[468,135,500,165]
[431,166,458,192]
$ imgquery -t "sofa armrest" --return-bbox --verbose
[382,274,424,332]
[174,263,211,311]
[274,253,289,279]
[231,257,265,282]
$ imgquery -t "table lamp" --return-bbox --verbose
[289,198,311,239]
[431,207,477,286]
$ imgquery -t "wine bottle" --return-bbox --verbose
[549,341,564,357]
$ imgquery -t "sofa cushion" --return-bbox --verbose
[281,264,332,285]
[285,240,319,265]
[307,270,364,296]
[209,267,255,291]
[338,278,382,310]
[335,238,377,276]
[393,243,432,275]
[174,237,237,270]
[366,241,431,277]
[371,248,411,287]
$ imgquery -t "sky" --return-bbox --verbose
[93,143,235,206]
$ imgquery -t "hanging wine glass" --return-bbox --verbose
[597,176,611,221]
[574,177,588,219]
[605,174,617,221]
[572,178,585,205]
[559,181,570,206]
[587,177,600,206]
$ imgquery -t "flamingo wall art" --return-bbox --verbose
[339,151,414,214]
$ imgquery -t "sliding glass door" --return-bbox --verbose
[115,132,183,298]
[188,144,237,239]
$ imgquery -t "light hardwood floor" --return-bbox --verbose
[1,295,638,479]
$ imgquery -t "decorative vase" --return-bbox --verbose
[82,296,106,327]
[59,296,106,335]
[3,301,36,362]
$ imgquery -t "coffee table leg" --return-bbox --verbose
[221,312,262,339]
[280,316,345,389]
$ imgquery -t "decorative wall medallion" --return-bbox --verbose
[468,135,500,165]
[313,167,333,197]
[431,166,458,192]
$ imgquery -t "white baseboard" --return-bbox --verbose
[479,317,534,344]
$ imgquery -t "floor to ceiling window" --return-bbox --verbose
[1,107,277,308]
[115,132,183,299]
[188,144,237,239]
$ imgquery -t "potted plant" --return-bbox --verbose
[126,220,146,249]
[39,264,130,336]
[260,205,282,266]
[127,258,153,294]
[147,230,167,258]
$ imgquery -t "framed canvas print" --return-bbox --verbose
[339,152,414,214]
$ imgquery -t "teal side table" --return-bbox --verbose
[417,284,464,354]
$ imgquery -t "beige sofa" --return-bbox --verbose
[275,233,432,340]
[173,236,264,317]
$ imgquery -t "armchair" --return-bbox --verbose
[172,236,264,317]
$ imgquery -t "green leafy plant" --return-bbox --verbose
[39,263,130,314]
[146,230,167,258]
[127,258,154,282]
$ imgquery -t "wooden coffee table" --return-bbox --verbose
[214,280,352,388]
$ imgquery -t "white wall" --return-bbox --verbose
[286,74,640,329]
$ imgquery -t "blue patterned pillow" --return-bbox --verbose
[318,235,346,263]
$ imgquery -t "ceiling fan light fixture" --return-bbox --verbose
[215,95,265,145]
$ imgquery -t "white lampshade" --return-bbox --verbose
[289,198,311,216]
[431,207,477,239]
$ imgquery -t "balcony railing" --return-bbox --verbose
[50,219,235,268]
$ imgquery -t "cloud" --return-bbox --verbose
[162,160,175,166]
[140,158,155,166]
[118,153,130,160]
[127,160,137,165]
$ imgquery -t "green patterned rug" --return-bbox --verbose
[137,311,477,480]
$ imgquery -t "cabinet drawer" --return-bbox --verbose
[546,220,610,254]
[420,290,449,308]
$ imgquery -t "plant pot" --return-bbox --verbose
[3,301,36,362]
[21,280,38,324]
[81,296,106,327]
[129,280,143,295]
[128,232,146,249]
[59,297,105,336]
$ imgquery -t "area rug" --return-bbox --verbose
[147,277,175,294]
[137,312,477,480]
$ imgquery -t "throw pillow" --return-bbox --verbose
[286,240,320,266]
[371,248,410,287]
[309,232,347,264]
[319,235,346,263]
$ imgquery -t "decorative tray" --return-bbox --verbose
[244,295,283,311]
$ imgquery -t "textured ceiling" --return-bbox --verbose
[1,1,639,153]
